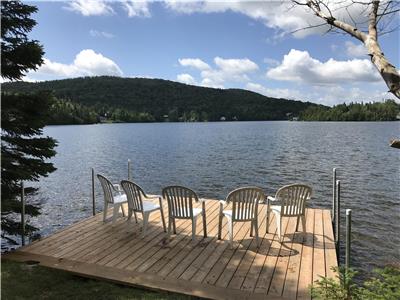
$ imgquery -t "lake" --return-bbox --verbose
[19,121,400,274]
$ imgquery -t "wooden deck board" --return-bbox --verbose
[3,200,337,300]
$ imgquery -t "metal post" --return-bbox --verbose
[332,168,336,224]
[345,209,352,271]
[21,182,25,246]
[128,159,132,180]
[335,180,341,260]
[91,168,95,216]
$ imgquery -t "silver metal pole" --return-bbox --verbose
[91,168,95,216]
[335,180,341,260]
[345,209,352,271]
[21,182,25,246]
[332,168,336,224]
[128,159,132,180]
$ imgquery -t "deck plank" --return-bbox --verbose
[133,201,219,273]
[227,209,268,289]
[268,216,297,296]
[323,210,337,280]
[253,216,290,294]
[4,202,337,300]
[312,209,326,284]
[240,214,276,292]
[296,208,315,300]
[281,211,308,299]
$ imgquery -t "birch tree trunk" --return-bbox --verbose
[297,0,400,99]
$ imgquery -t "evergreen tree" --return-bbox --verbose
[1,1,57,244]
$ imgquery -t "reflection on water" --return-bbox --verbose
[22,121,400,273]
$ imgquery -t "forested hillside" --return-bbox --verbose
[300,100,400,121]
[3,76,320,124]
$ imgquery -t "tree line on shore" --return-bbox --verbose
[48,97,400,124]
[300,100,399,121]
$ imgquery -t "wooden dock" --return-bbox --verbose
[4,199,337,299]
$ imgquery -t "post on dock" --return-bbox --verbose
[345,209,352,271]
[91,168,95,216]
[335,180,341,260]
[332,168,336,226]
[128,159,132,180]
[21,181,25,246]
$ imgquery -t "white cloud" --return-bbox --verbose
[308,85,396,106]
[267,49,380,84]
[123,0,151,18]
[27,49,123,81]
[214,57,258,73]
[178,58,210,70]
[345,41,368,58]
[200,57,259,87]
[164,1,327,38]
[89,30,114,39]
[246,82,395,106]
[165,1,375,38]
[177,73,196,85]
[178,56,258,88]
[65,0,114,16]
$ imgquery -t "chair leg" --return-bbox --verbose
[120,204,126,217]
[301,215,306,235]
[159,207,167,233]
[218,211,223,240]
[254,218,260,248]
[228,218,233,249]
[142,212,149,237]
[202,202,207,238]
[250,220,254,237]
[103,202,108,222]
[127,209,132,222]
[192,216,197,240]
[172,218,177,234]
[296,216,300,231]
[167,217,172,238]
[266,208,270,233]
[112,204,119,225]
[133,211,138,223]
[276,215,282,242]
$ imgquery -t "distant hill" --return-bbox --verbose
[2,76,322,124]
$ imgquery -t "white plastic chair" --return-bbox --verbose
[120,180,166,237]
[267,184,312,242]
[218,187,265,248]
[162,186,207,240]
[97,174,127,224]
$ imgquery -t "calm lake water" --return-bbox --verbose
[18,122,400,273]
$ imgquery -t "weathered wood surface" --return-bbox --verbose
[3,199,337,300]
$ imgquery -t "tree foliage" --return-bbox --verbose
[3,76,321,123]
[311,266,400,300]
[1,1,57,243]
[1,1,43,81]
[300,100,399,121]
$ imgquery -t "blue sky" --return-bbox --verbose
[25,1,399,106]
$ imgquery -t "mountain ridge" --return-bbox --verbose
[2,76,323,124]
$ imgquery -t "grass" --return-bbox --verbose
[1,260,194,299]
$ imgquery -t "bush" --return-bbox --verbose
[311,266,400,300]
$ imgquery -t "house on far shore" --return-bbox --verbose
[220,116,226,121]
[99,116,108,123]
